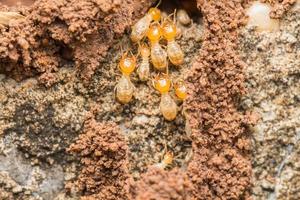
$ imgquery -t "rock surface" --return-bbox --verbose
[239,2,300,199]
[0,0,299,199]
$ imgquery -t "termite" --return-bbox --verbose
[162,16,184,66]
[154,151,174,169]
[161,151,173,166]
[153,73,177,121]
[174,79,187,100]
[147,23,168,71]
[137,43,150,81]
[115,52,136,104]
[130,1,162,42]
[177,9,191,25]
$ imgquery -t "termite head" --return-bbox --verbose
[119,52,136,75]
[139,43,150,58]
[162,19,177,41]
[147,23,162,43]
[162,151,173,166]
[154,150,174,169]
[153,73,171,94]
[174,79,187,100]
[148,7,161,21]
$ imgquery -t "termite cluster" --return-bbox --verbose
[115,3,191,122]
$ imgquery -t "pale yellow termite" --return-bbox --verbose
[115,52,136,104]
[160,93,178,121]
[162,18,184,66]
[174,79,187,100]
[177,9,191,25]
[153,74,177,121]
[130,7,161,42]
[147,23,168,71]
[116,75,135,104]
[137,43,150,81]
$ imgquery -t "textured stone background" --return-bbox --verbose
[0,0,299,199]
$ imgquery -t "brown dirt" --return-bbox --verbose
[0,0,253,199]
[0,0,297,200]
[67,110,130,200]
[2,0,35,7]
[63,0,255,199]
[261,0,297,18]
[130,167,192,200]
[185,1,253,199]
[0,0,155,85]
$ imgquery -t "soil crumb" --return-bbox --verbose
[5,0,299,199]
[261,0,297,18]
[185,1,252,199]
[0,0,155,85]
[130,167,192,200]
[2,0,35,7]
[67,113,130,200]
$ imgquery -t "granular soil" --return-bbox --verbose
[261,0,296,18]
[185,1,252,199]
[0,0,298,200]
[0,0,198,199]
[67,112,129,200]
[0,0,155,84]
[130,167,192,200]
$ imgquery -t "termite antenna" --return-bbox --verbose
[173,9,177,24]
[118,43,125,56]
[141,37,147,44]
[151,21,160,26]
[152,73,159,89]
[129,50,134,57]
[166,62,169,75]
[137,42,141,57]
[163,142,168,154]
[152,76,156,89]
[166,9,176,22]
[162,10,176,24]
[155,0,162,8]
